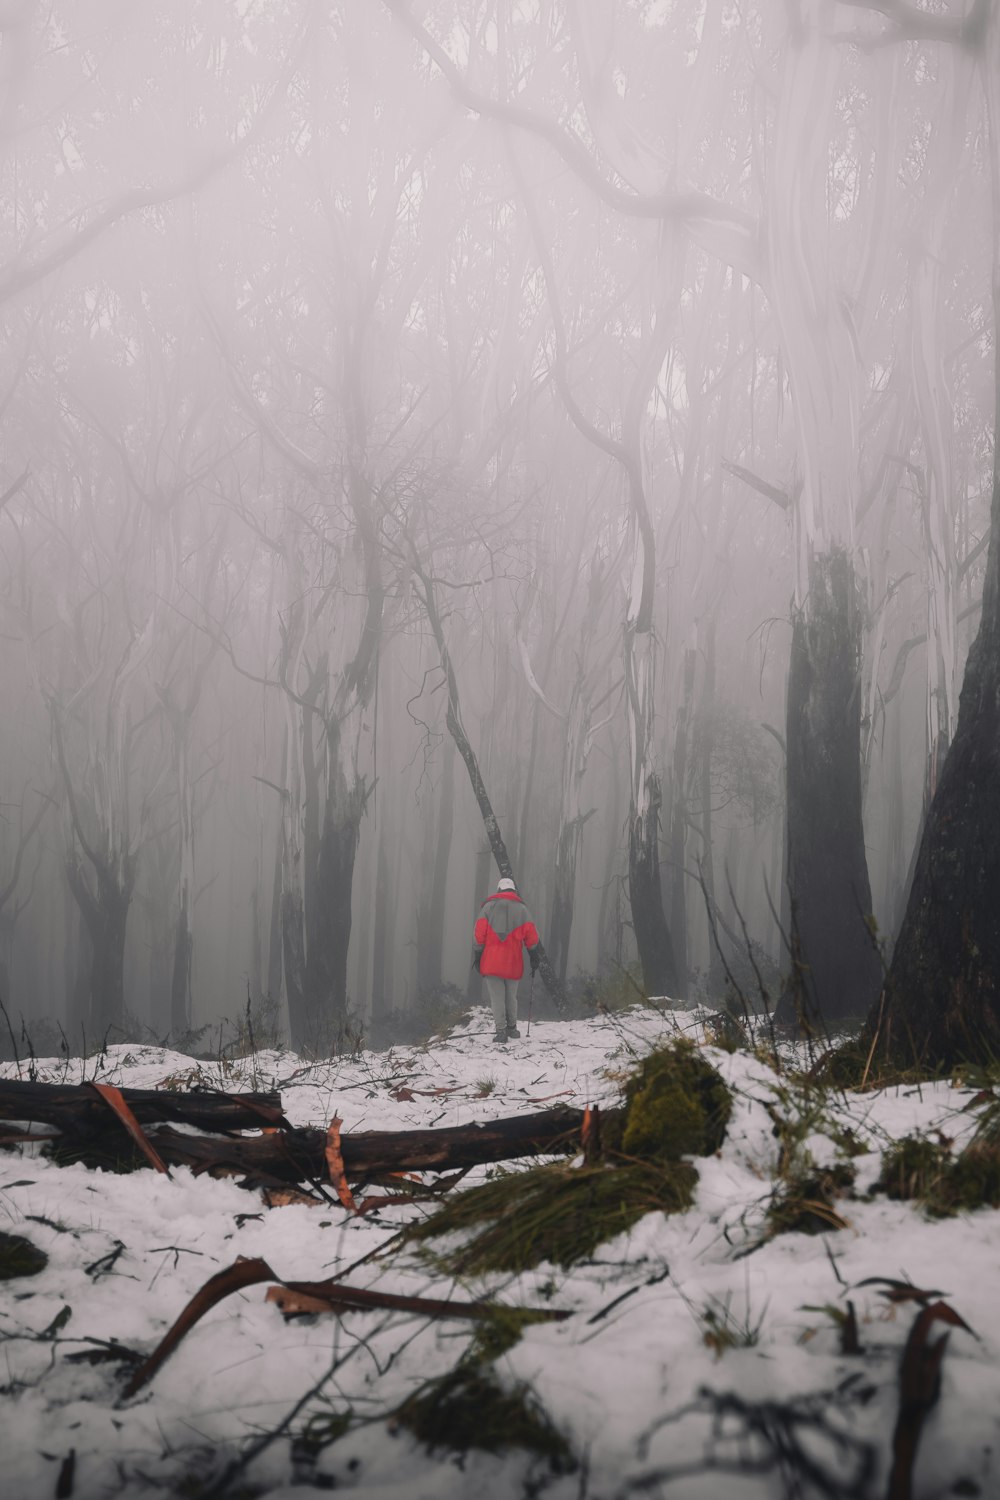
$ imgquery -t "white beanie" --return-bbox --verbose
[497,877,516,892]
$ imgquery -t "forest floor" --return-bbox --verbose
[1,1001,998,1500]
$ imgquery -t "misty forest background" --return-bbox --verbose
[0,0,997,1059]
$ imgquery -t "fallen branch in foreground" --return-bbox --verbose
[123,1254,571,1398]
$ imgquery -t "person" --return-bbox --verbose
[472,876,541,1045]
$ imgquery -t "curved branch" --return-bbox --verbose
[384,0,759,272]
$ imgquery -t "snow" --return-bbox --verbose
[2,1003,999,1499]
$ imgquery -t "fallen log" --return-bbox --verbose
[0,1073,598,1186]
[126,1106,591,1183]
[0,1078,284,1131]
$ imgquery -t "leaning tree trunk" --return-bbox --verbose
[779,548,882,1028]
[867,39,1000,1069]
[409,538,565,1009]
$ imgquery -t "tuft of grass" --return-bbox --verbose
[393,1360,575,1471]
[410,1158,697,1274]
[0,1230,48,1280]
[473,1075,498,1098]
[700,1292,767,1357]
[876,1134,1000,1217]
[467,1303,559,1362]
[703,1011,750,1055]
[767,1161,856,1236]
[759,1078,860,1239]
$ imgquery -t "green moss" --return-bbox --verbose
[410,1158,697,1274]
[619,1039,732,1161]
[393,1361,575,1471]
[469,1304,558,1362]
[0,1230,48,1280]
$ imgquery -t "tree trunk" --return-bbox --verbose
[410,540,565,1010]
[866,56,1000,1067]
[625,620,679,999]
[311,763,363,1045]
[418,740,455,995]
[548,816,583,986]
[779,547,881,1028]
[628,770,677,997]
[668,646,696,1001]
[66,858,132,1038]
[467,844,492,1005]
[169,896,192,1039]
[698,617,722,993]
[371,815,392,1020]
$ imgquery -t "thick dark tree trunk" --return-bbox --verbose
[628,772,678,998]
[311,777,363,1044]
[866,285,1000,1067]
[779,547,881,1028]
[66,859,132,1038]
[284,757,364,1054]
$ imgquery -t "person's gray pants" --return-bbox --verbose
[483,974,518,1035]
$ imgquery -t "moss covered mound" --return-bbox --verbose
[411,1158,697,1274]
[0,1230,48,1280]
[407,1038,726,1275]
[617,1039,732,1161]
[394,1361,575,1471]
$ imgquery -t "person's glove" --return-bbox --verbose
[529,948,540,975]
[472,951,482,973]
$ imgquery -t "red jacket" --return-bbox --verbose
[474,891,540,980]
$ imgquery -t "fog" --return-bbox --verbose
[0,1,994,1053]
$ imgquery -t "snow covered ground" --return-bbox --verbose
[2,1002,998,1499]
